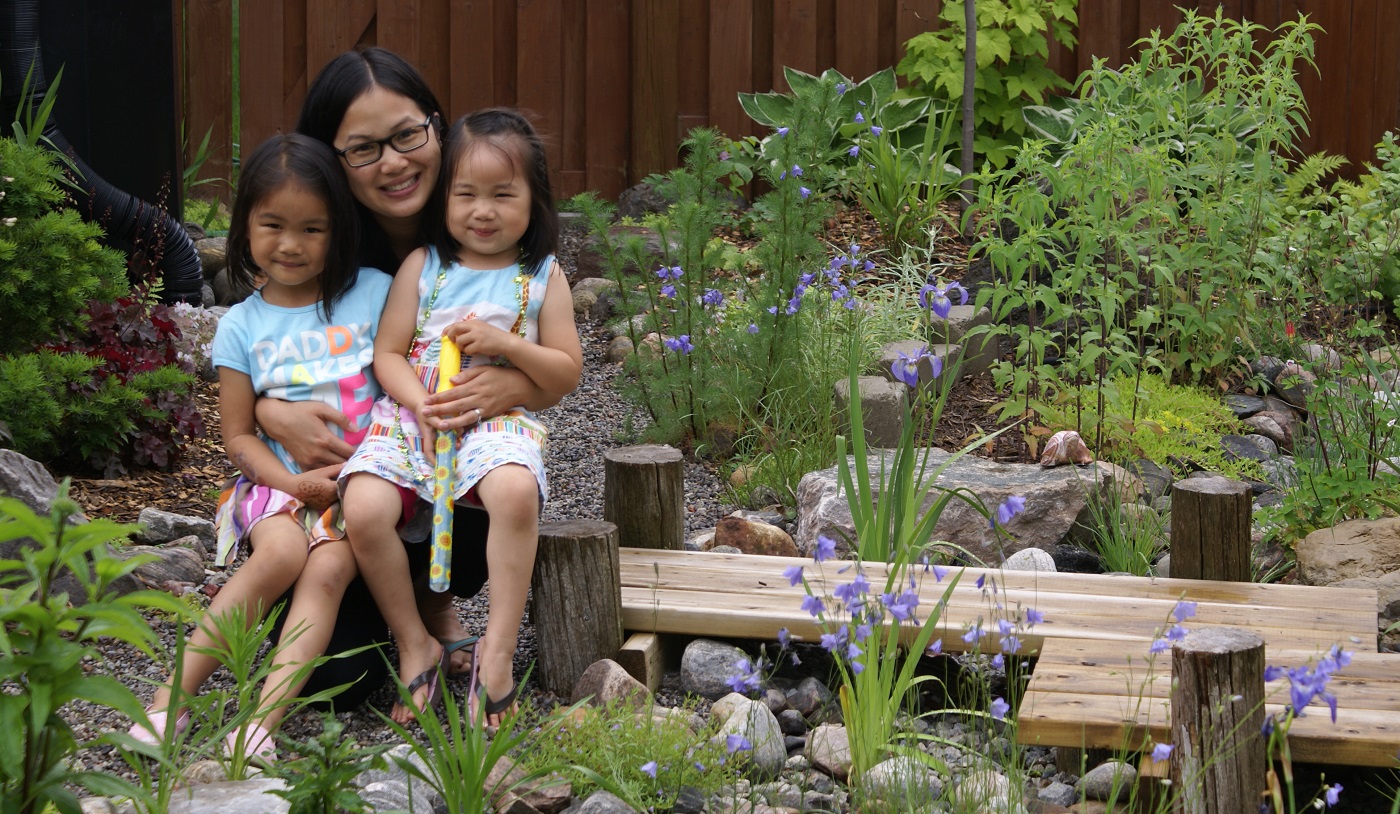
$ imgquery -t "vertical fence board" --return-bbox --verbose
[835,0,881,80]
[1345,0,1379,166]
[517,0,565,191]
[630,0,680,179]
[185,0,233,195]
[1305,1,1354,164]
[448,1,495,116]
[677,0,710,129]
[894,0,940,57]
[306,0,375,88]
[377,0,421,67]
[709,0,756,141]
[1375,1,1400,164]
[557,0,587,197]
[239,0,285,159]
[585,0,629,197]
[772,0,818,91]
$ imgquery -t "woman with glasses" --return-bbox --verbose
[251,47,563,706]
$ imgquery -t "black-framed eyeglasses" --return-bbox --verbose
[335,117,434,167]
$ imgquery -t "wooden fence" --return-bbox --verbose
[179,0,1400,203]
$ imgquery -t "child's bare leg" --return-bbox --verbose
[473,464,539,725]
[342,473,442,723]
[417,582,474,674]
[149,515,308,714]
[247,540,358,733]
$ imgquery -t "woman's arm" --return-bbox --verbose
[222,368,340,509]
[254,398,355,470]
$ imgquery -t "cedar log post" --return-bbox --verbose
[603,444,684,550]
[1169,476,1252,582]
[531,519,623,696]
[1170,627,1266,814]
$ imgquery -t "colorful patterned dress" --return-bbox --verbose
[340,248,552,526]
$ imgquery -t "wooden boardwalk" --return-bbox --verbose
[616,547,1395,766]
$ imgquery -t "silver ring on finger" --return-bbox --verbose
[474,408,483,425]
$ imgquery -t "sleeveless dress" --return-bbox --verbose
[340,248,552,522]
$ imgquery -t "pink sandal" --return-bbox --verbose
[127,706,190,746]
[226,722,278,762]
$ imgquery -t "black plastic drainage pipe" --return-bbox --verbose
[0,0,203,304]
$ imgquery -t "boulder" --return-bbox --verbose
[166,778,290,814]
[0,449,74,520]
[571,658,652,711]
[713,698,786,779]
[137,508,216,550]
[804,724,851,781]
[862,756,944,807]
[711,517,799,557]
[680,639,750,700]
[833,377,906,449]
[1080,759,1136,803]
[796,451,1138,564]
[1296,519,1400,585]
[127,544,207,588]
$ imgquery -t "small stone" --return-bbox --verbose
[863,756,943,807]
[1003,547,1055,572]
[136,508,216,550]
[605,335,633,363]
[784,676,832,717]
[776,709,807,736]
[576,790,639,814]
[804,724,851,781]
[1081,759,1137,802]
[710,517,799,557]
[681,640,751,700]
[1223,394,1266,418]
[1038,780,1078,807]
[572,658,652,710]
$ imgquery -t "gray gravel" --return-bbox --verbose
[62,225,738,782]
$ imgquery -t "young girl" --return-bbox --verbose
[130,134,393,759]
[340,108,581,725]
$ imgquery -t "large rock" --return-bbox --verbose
[166,778,290,814]
[0,449,75,518]
[711,517,799,557]
[804,724,851,781]
[862,756,944,806]
[1296,519,1400,585]
[127,544,208,588]
[713,697,787,779]
[680,639,750,700]
[572,658,652,711]
[795,451,1136,564]
[834,377,906,448]
[137,508,216,550]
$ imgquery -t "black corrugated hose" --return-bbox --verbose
[0,0,203,304]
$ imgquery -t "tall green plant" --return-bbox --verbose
[972,10,1319,436]
[898,0,1078,169]
[0,483,187,814]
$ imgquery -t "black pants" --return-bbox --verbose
[268,507,492,709]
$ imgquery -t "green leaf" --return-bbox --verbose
[737,92,793,128]
[782,66,825,100]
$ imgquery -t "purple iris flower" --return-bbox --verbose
[783,564,804,586]
[814,535,836,562]
[1151,743,1173,762]
[801,594,826,617]
[994,495,1026,526]
[990,697,1010,720]
[701,288,724,307]
[663,335,693,354]
[1173,600,1198,622]
[891,346,929,388]
[661,284,677,299]
[1025,608,1045,626]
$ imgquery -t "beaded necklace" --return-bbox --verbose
[390,253,535,483]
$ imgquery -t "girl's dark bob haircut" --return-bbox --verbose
[429,108,558,274]
[226,133,361,318]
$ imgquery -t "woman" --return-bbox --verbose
[254,48,565,701]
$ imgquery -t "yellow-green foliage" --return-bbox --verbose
[1039,374,1260,479]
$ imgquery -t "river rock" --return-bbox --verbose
[795,452,1138,564]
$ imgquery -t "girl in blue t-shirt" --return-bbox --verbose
[130,134,392,761]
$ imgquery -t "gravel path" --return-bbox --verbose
[64,226,740,781]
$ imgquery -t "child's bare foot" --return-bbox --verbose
[391,637,447,724]
[472,640,519,727]
[422,600,475,675]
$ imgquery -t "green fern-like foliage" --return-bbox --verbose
[1279,151,1350,209]
[0,138,129,355]
[0,350,143,466]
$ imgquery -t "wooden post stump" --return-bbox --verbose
[1170,627,1266,814]
[531,519,623,696]
[603,444,684,550]
[1169,477,1252,582]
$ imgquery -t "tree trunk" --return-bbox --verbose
[530,519,623,696]
[603,445,684,550]
[1170,627,1267,814]
[1169,476,1252,582]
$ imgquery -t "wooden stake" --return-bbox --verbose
[603,445,684,550]
[531,519,623,695]
[1169,477,1252,582]
[1170,627,1267,814]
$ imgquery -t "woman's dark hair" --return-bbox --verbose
[429,108,558,274]
[226,134,361,319]
[296,47,443,272]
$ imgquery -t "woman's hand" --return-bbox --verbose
[255,398,356,470]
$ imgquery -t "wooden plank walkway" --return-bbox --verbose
[618,548,1378,655]
[616,548,1391,766]
[1019,638,1400,767]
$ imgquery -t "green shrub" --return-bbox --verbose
[897,0,1078,170]
[0,138,129,355]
